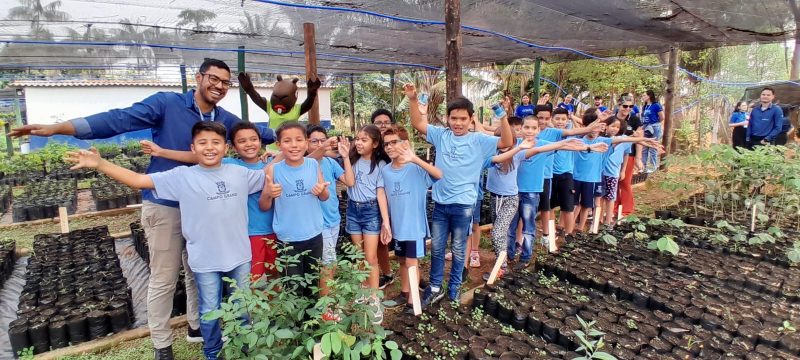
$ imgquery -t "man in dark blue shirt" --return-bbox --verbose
[11,59,274,360]
[594,96,607,112]
[747,87,784,148]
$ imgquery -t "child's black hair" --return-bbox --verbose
[603,112,624,136]
[199,58,231,74]
[276,121,307,141]
[552,107,569,117]
[533,105,551,116]
[446,96,475,117]
[191,121,227,140]
[508,116,523,127]
[349,124,389,174]
[370,109,394,124]
[306,124,328,138]
[582,107,599,127]
[228,121,260,142]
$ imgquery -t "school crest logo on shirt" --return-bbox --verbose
[394,182,401,193]
[216,181,229,195]
[295,179,305,192]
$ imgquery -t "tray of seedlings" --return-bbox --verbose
[91,176,141,211]
[385,300,574,360]
[7,226,133,356]
[0,184,11,215]
[11,179,77,222]
[129,221,187,317]
[528,226,800,359]
[0,240,17,290]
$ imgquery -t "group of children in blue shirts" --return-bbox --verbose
[63,84,662,358]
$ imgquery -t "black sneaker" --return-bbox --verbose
[154,345,174,360]
[186,326,203,343]
[384,293,407,309]
[512,261,530,272]
[421,287,444,308]
[378,274,395,290]
[403,303,417,315]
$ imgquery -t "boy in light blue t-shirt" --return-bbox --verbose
[379,127,442,314]
[66,121,268,360]
[406,83,514,305]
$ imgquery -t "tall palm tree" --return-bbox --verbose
[177,9,216,32]
[7,0,70,39]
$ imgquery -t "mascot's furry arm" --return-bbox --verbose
[238,72,321,116]
[299,77,322,114]
[238,72,269,111]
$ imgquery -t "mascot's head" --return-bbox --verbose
[270,75,299,115]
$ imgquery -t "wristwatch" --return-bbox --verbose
[585,146,591,153]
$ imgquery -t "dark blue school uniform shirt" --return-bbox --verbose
[69,90,276,207]
[642,103,663,125]
[746,103,784,141]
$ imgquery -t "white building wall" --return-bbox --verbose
[24,86,332,126]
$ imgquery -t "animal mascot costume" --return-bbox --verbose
[238,72,322,148]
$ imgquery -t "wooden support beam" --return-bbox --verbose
[349,74,356,133]
[444,0,462,100]
[389,70,396,115]
[180,64,187,94]
[238,46,248,122]
[304,23,320,125]
[533,57,542,103]
[662,46,679,164]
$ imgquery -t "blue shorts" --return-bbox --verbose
[394,239,425,259]
[472,198,483,225]
[573,180,603,208]
[321,225,340,265]
[346,199,381,235]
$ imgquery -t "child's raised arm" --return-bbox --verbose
[404,83,428,135]
[399,143,442,180]
[496,97,514,149]
[562,110,610,137]
[259,165,281,211]
[66,149,154,189]
[492,138,534,163]
[337,136,356,186]
[612,136,664,151]
[140,140,198,164]
[522,138,588,159]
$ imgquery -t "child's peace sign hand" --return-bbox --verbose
[403,83,417,99]
[312,181,330,196]
[337,136,351,158]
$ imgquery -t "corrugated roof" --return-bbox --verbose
[10,80,327,88]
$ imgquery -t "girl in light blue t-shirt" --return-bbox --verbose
[344,125,390,292]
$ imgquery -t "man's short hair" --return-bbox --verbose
[762,87,775,95]
[594,96,603,101]
[192,121,227,140]
[370,109,394,124]
[199,58,231,74]
[446,96,474,117]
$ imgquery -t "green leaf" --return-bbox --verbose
[331,332,342,354]
[274,329,294,339]
[246,332,258,346]
[322,334,332,355]
[390,349,403,360]
[592,351,619,360]
[385,341,399,350]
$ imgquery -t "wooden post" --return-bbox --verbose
[478,106,484,124]
[237,46,249,122]
[547,220,556,253]
[751,204,758,232]
[389,70,396,115]
[180,64,188,94]
[59,207,69,234]
[486,252,506,285]
[303,23,320,125]
[533,57,542,103]
[408,266,422,315]
[591,204,602,234]
[349,74,356,133]
[444,0,462,100]
[662,46,679,165]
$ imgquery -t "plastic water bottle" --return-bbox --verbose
[491,103,506,121]
[418,93,429,105]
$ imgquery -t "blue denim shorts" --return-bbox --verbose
[345,199,381,235]
[472,198,483,225]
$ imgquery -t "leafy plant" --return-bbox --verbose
[780,320,797,333]
[573,316,617,360]
[647,235,680,256]
[206,243,400,360]
[17,346,34,360]
[786,241,800,265]
[599,233,618,247]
